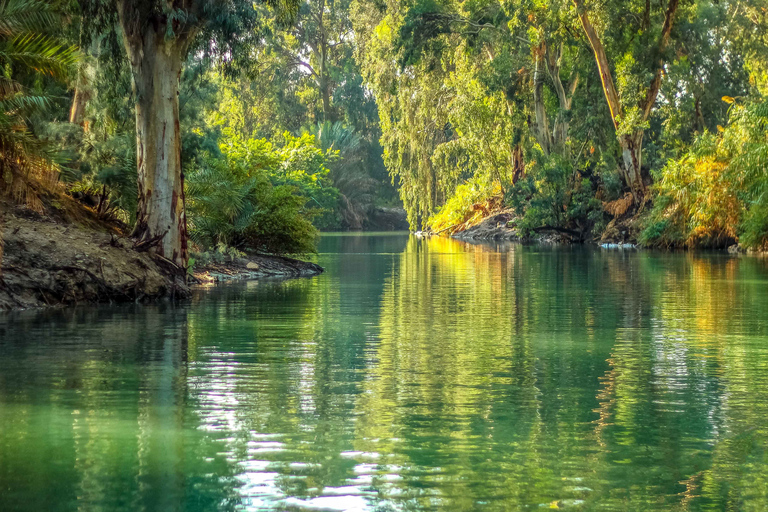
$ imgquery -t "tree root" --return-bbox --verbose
[133,230,168,252]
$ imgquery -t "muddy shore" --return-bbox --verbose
[192,255,323,285]
[0,203,323,311]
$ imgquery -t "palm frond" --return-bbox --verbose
[0,0,58,38]
[0,0,76,209]
[1,33,78,78]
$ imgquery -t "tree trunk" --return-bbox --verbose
[69,87,90,127]
[320,74,332,122]
[544,43,578,154]
[122,28,188,267]
[573,0,623,130]
[694,97,705,132]
[317,0,333,122]
[511,144,525,184]
[619,131,650,199]
[533,51,552,154]
[573,0,675,203]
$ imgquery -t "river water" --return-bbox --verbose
[1,233,768,511]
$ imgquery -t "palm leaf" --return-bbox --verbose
[0,0,58,37]
[1,33,78,78]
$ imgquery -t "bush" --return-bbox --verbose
[642,99,768,249]
[220,131,342,230]
[186,133,327,255]
[506,153,605,239]
[428,180,502,234]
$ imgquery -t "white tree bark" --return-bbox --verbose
[119,13,190,267]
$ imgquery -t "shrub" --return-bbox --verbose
[186,133,327,255]
[642,99,768,249]
[507,153,605,239]
[220,131,341,230]
[428,180,502,234]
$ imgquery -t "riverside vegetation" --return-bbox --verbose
[0,0,767,308]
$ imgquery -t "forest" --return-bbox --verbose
[3,1,768,509]
[0,0,767,278]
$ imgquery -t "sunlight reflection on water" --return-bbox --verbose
[1,234,768,511]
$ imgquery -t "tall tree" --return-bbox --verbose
[271,0,356,122]
[81,0,297,266]
[572,0,681,203]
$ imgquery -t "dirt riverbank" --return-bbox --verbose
[192,255,323,285]
[0,201,323,311]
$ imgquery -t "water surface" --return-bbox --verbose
[2,234,768,511]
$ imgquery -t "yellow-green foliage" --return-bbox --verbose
[0,0,77,211]
[643,100,768,249]
[428,181,502,234]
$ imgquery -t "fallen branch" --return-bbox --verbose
[533,226,584,239]
[50,265,104,285]
[0,277,25,307]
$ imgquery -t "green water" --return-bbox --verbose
[2,234,768,512]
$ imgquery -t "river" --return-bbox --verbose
[1,233,768,511]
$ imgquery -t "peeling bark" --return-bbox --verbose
[619,131,650,196]
[118,3,193,267]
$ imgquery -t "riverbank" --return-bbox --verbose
[449,210,584,244]
[0,201,323,311]
[0,201,189,311]
[193,255,323,284]
[449,210,765,252]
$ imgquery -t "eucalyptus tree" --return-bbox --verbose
[270,0,357,122]
[354,0,588,227]
[79,0,298,266]
[570,0,685,203]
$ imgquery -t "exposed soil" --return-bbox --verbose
[598,212,644,245]
[452,211,520,241]
[193,255,324,285]
[0,201,188,311]
[451,210,578,244]
[0,200,324,311]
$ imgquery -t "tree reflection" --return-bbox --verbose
[1,239,768,511]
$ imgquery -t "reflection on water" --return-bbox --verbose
[2,234,768,511]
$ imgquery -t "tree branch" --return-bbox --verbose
[641,0,680,121]
[572,0,623,129]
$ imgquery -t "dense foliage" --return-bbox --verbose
[186,133,327,254]
[642,99,768,249]
[1,0,767,262]
[352,0,768,246]
[0,0,77,209]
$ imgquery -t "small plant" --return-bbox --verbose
[189,244,246,270]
